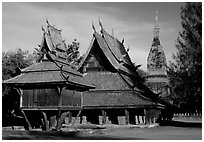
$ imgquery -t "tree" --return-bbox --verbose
[66,38,83,68]
[168,2,202,112]
[2,48,34,81]
[2,49,34,125]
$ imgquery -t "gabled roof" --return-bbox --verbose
[78,22,159,101]
[101,29,134,66]
[39,20,67,60]
[79,30,137,75]
[78,26,143,88]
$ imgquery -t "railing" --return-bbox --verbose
[174,113,202,117]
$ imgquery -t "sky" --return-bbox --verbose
[2,2,185,71]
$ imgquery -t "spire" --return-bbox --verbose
[153,10,160,38]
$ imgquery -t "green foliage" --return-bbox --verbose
[66,39,83,68]
[2,48,34,81]
[2,48,35,122]
[168,2,202,112]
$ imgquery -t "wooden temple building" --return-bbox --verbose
[3,21,95,130]
[3,20,165,131]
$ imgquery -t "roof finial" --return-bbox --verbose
[92,20,96,32]
[154,10,160,38]
[156,10,158,22]
[42,26,45,32]
[126,45,130,52]
[46,17,49,25]
[98,16,103,30]
[122,38,124,44]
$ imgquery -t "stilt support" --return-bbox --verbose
[56,111,70,131]
[41,111,49,131]
[125,110,129,125]
[71,110,82,127]
[68,111,72,124]
[137,115,140,124]
[102,110,107,125]
[49,115,57,130]
[21,110,32,130]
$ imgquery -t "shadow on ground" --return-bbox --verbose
[2,130,140,140]
[159,120,202,128]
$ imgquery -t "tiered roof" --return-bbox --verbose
[3,21,95,91]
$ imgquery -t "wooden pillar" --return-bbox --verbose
[71,110,82,127]
[143,109,146,124]
[21,110,32,130]
[14,88,23,108]
[137,115,140,124]
[79,116,84,124]
[56,110,61,129]
[142,116,145,124]
[41,111,49,131]
[56,86,66,107]
[125,110,129,125]
[68,111,72,124]
[49,115,57,130]
[102,110,107,125]
[56,111,70,131]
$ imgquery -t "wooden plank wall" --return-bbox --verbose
[22,88,81,108]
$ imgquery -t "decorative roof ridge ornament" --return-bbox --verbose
[46,18,62,32]
[41,26,45,32]
[98,16,104,31]
[154,10,160,38]
[122,38,124,44]
[135,64,142,70]
[126,45,130,52]
[46,17,50,25]
[92,20,96,32]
